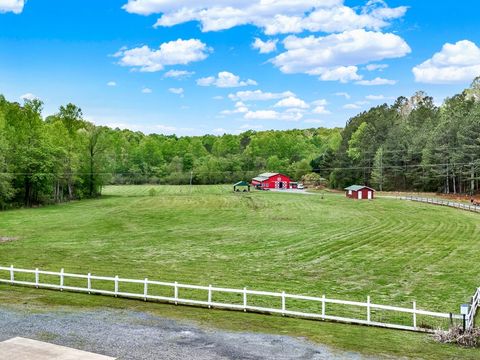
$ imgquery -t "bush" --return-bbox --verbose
[148,188,157,197]
[302,173,327,188]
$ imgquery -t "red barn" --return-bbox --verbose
[252,173,292,190]
[345,185,375,200]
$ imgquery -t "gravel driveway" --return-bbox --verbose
[0,307,387,360]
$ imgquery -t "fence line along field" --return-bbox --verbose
[1,185,479,317]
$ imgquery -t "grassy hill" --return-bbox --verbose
[0,185,479,358]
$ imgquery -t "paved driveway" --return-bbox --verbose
[0,308,384,360]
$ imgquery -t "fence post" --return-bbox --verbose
[322,295,326,320]
[282,291,286,316]
[243,287,247,312]
[208,285,212,308]
[413,301,417,329]
[144,278,148,301]
[9,265,14,285]
[35,268,39,288]
[114,275,119,297]
[174,281,178,305]
[87,273,91,294]
[367,296,371,323]
[60,268,64,291]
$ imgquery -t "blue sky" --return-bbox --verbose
[1,0,480,135]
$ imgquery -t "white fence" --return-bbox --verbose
[466,288,480,329]
[0,265,464,333]
[398,196,480,213]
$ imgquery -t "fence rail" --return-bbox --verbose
[398,196,480,213]
[0,265,463,333]
[467,288,480,329]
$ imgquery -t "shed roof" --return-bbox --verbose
[233,181,250,187]
[345,185,376,191]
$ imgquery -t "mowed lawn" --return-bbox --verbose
[1,185,480,358]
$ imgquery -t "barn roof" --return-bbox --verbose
[345,185,376,191]
[252,173,279,182]
[258,172,279,178]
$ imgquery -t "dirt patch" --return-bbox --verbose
[0,237,20,244]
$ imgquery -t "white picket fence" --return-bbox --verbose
[398,196,480,213]
[0,265,464,333]
[466,288,480,329]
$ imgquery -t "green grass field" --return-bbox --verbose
[0,185,479,358]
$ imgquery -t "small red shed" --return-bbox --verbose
[252,173,292,190]
[345,185,375,200]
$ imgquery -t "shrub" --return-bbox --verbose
[302,173,327,188]
[148,188,157,197]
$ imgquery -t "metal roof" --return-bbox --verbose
[258,172,279,178]
[345,185,375,191]
[252,173,279,182]
[233,181,250,187]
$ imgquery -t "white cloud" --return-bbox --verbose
[0,0,24,14]
[107,81,117,87]
[20,93,37,101]
[252,38,278,54]
[355,77,396,85]
[123,0,407,35]
[223,89,315,122]
[364,0,408,20]
[413,40,480,84]
[312,107,331,115]
[334,92,351,99]
[310,99,331,114]
[142,87,153,94]
[304,119,324,124]
[114,38,211,72]
[365,63,389,71]
[244,110,302,122]
[196,77,215,86]
[312,99,328,106]
[366,94,394,100]
[343,103,361,109]
[197,71,257,88]
[317,66,362,83]
[239,124,264,130]
[228,89,295,102]
[169,87,184,96]
[213,95,224,100]
[272,30,410,83]
[164,69,195,78]
[274,96,309,109]
[221,101,249,115]
[244,110,279,120]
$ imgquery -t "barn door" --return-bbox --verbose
[368,191,372,200]
[358,191,362,200]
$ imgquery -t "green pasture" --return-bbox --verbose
[0,185,479,359]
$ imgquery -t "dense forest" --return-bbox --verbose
[0,77,479,208]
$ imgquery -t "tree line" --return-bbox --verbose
[327,77,480,194]
[0,77,479,208]
[0,95,340,208]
